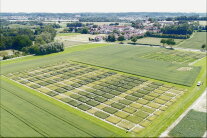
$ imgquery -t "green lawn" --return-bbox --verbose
[169,110,207,137]
[0,77,123,137]
[177,32,207,49]
[68,45,201,86]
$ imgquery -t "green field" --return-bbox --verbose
[1,43,206,137]
[169,110,207,137]
[136,37,183,46]
[177,32,207,49]
[5,60,188,132]
[1,76,123,137]
[68,45,202,86]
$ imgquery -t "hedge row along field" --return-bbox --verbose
[6,61,187,133]
[67,45,203,86]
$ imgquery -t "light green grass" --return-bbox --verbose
[1,76,126,137]
[0,43,110,71]
[56,33,81,36]
[67,45,201,86]
[169,110,207,137]
[177,32,207,49]
[136,37,183,46]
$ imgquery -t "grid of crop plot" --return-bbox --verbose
[142,50,206,64]
[6,61,187,132]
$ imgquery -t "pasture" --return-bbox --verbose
[68,45,202,86]
[177,32,207,49]
[169,110,207,137]
[6,60,187,132]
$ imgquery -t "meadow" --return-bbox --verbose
[176,32,207,49]
[169,110,207,137]
[68,45,202,86]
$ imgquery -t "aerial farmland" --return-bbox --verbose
[0,1,207,137]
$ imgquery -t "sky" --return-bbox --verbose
[1,0,206,13]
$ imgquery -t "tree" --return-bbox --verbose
[201,44,206,51]
[13,35,32,50]
[131,37,137,44]
[166,39,176,49]
[81,28,89,34]
[106,34,116,42]
[160,39,167,47]
[117,36,125,41]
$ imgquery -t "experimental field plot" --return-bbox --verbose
[141,49,205,64]
[6,61,187,133]
[67,45,203,86]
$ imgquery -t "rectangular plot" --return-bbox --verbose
[123,107,137,114]
[103,107,118,114]
[94,111,110,119]
[126,115,143,124]
[111,103,126,110]
[77,104,91,111]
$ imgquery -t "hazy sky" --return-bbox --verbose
[1,0,206,13]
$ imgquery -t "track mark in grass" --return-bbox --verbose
[1,105,48,137]
[1,87,95,137]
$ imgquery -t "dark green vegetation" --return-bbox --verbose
[177,32,207,49]
[169,110,207,137]
[68,45,202,86]
[0,25,63,57]
[161,23,194,35]
[0,77,120,137]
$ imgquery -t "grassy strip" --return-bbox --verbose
[1,76,128,137]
